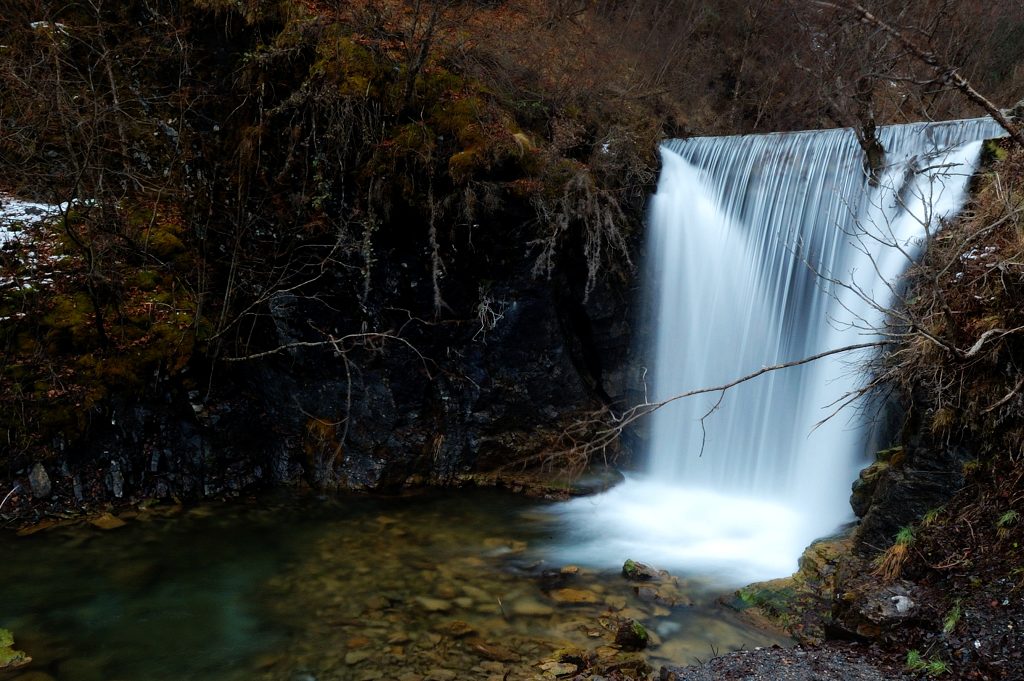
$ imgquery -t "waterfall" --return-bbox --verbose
[545,118,1005,585]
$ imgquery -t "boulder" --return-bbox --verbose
[833,580,923,641]
[855,441,971,551]
[28,463,51,499]
[614,618,649,651]
[622,559,659,581]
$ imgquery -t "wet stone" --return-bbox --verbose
[622,559,660,581]
[614,619,650,652]
[467,639,521,662]
[549,588,601,604]
[415,597,452,612]
[539,661,579,676]
[357,671,384,681]
[510,598,555,616]
[397,674,423,681]
[461,585,492,601]
[346,636,372,649]
[416,633,443,649]
[434,620,476,638]
[89,513,127,530]
[28,463,51,499]
[344,650,372,665]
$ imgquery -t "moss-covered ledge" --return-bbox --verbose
[732,534,867,645]
[0,628,31,672]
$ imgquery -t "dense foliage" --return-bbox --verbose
[2,0,1024,475]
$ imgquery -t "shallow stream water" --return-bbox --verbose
[0,490,788,681]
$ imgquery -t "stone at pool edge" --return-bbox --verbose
[622,559,659,581]
[89,513,127,530]
[614,618,650,651]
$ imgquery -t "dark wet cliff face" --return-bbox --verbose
[0,0,659,507]
[61,217,645,501]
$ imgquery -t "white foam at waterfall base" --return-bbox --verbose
[543,118,1004,586]
[545,476,808,585]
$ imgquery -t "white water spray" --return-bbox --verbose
[546,118,1005,585]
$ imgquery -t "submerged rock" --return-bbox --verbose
[509,597,555,616]
[539,660,580,676]
[414,597,452,613]
[549,588,601,604]
[433,620,475,638]
[467,639,520,662]
[344,650,372,665]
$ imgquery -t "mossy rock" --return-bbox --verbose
[621,559,658,581]
[0,629,31,671]
[613,618,649,651]
[735,535,863,644]
[982,138,1010,164]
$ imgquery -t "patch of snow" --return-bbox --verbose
[29,21,69,34]
[1,194,71,294]
[961,245,998,261]
[0,194,61,246]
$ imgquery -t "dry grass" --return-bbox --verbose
[874,542,911,582]
[874,526,915,582]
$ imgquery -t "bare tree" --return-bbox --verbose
[812,0,1024,147]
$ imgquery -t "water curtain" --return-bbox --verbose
[549,118,1004,583]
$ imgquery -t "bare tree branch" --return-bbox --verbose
[556,341,889,462]
[221,331,434,378]
[813,0,1024,147]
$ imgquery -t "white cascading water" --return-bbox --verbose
[545,118,1006,585]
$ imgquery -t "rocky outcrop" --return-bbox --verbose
[736,535,866,645]
[2,239,644,511]
[852,439,972,552]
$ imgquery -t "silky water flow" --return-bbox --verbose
[545,118,1006,585]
